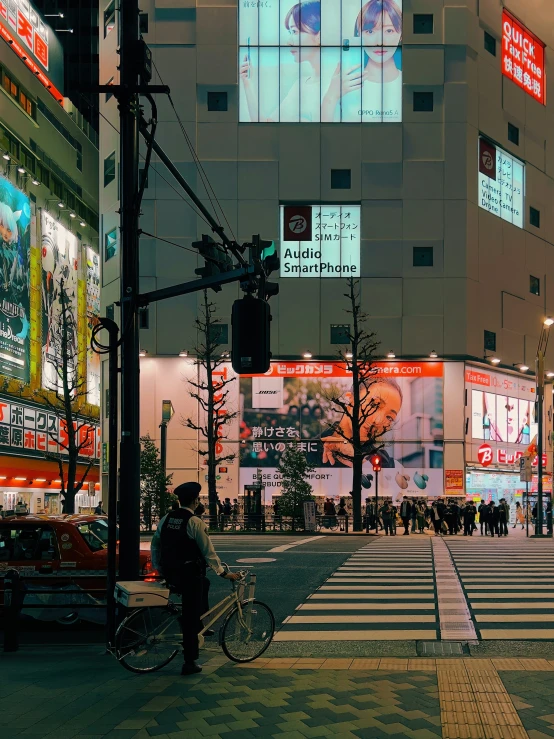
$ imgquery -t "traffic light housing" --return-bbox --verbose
[370,454,381,472]
[193,235,234,284]
[252,235,279,301]
[231,294,271,374]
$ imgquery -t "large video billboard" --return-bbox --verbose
[41,212,79,393]
[239,0,403,123]
[239,360,443,500]
[0,176,31,382]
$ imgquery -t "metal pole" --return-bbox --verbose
[104,318,119,649]
[526,480,529,538]
[536,351,545,537]
[159,422,167,519]
[118,0,141,578]
[374,471,379,534]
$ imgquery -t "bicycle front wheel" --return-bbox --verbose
[115,606,181,674]
[221,599,275,663]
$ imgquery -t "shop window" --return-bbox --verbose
[104,151,116,187]
[330,324,350,344]
[209,323,228,344]
[331,169,351,190]
[0,525,59,562]
[105,228,118,262]
[104,0,116,37]
[484,330,496,352]
[508,123,519,145]
[484,31,496,56]
[413,92,433,112]
[530,207,540,228]
[530,275,540,296]
[413,14,433,34]
[207,92,228,112]
[413,246,433,267]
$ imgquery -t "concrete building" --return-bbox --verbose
[0,0,100,514]
[100,0,554,508]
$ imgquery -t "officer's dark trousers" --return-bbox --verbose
[169,565,208,664]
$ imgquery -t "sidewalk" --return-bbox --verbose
[4,647,554,738]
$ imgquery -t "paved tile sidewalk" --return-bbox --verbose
[2,649,554,738]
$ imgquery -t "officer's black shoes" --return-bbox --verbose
[204,629,215,637]
[181,662,202,675]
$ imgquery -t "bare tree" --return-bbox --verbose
[182,290,237,524]
[38,279,96,514]
[321,278,386,531]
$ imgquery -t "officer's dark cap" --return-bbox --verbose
[174,482,202,506]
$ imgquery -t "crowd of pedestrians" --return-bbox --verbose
[365,496,516,536]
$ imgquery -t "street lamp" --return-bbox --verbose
[533,318,553,538]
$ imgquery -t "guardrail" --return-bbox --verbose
[140,514,351,534]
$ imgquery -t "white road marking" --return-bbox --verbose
[268,536,326,552]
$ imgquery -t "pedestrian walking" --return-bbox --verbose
[411,501,418,533]
[547,499,553,536]
[380,501,394,536]
[431,500,443,536]
[400,496,412,535]
[478,500,489,536]
[498,498,509,537]
[463,501,477,536]
[489,501,500,537]
[514,501,525,529]
[444,502,457,536]
[416,500,427,533]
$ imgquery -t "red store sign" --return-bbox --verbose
[502,9,546,105]
[477,443,546,468]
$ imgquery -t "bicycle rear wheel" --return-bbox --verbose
[115,606,181,673]
[221,599,275,663]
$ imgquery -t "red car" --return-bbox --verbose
[0,514,154,613]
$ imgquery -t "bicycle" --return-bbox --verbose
[114,567,275,674]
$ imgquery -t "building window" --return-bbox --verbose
[104,0,116,37]
[105,228,118,262]
[413,91,433,112]
[530,275,540,296]
[413,246,433,267]
[331,169,351,190]
[139,12,148,34]
[105,77,114,103]
[484,330,496,352]
[413,14,433,34]
[209,324,228,344]
[484,31,496,56]
[530,207,540,228]
[508,123,519,145]
[207,92,228,112]
[139,307,149,329]
[104,151,116,187]
[330,324,350,344]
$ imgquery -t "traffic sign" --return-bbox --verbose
[520,455,532,482]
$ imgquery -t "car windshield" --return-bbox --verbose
[76,520,118,552]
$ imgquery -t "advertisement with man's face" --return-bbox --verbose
[239,0,403,123]
[41,212,79,392]
[239,361,443,501]
[0,176,31,382]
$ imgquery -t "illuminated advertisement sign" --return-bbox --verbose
[502,9,545,105]
[85,246,100,407]
[280,205,360,276]
[478,137,524,228]
[239,0,403,123]
[0,176,30,382]
[239,361,443,499]
[0,0,64,101]
[41,212,79,393]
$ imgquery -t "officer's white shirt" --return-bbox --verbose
[151,506,224,576]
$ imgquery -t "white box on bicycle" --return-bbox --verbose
[115,581,170,608]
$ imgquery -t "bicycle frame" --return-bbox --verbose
[198,572,257,647]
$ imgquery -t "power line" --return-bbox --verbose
[140,230,229,270]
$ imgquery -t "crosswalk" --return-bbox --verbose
[275,537,439,642]
[446,538,554,640]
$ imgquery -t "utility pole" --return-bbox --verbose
[118,0,141,578]
[536,350,545,537]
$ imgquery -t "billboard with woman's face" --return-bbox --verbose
[0,176,31,382]
[239,361,443,500]
[239,0,403,123]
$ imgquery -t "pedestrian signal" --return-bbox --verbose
[370,455,381,472]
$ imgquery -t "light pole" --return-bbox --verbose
[159,400,174,520]
[533,318,553,538]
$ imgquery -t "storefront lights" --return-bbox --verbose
[57,201,64,208]
[544,318,554,327]
[345,351,353,359]
[139,348,148,357]
[2,152,10,161]
[387,350,396,359]
[547,372,554,378]
[303,351,312,359]
[79,220,86,227]
[429,350,438,358]
[490,357,501,365]
[179,350,188,357]
[17,166,25,174]
[69,212,76,219]
[32,179,40,186]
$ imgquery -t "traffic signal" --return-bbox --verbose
[231,294,271,374]
[252,235,279,301]
[193,235,234,283]
[370,454,381,472]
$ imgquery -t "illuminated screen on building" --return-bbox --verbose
[280,204,360,276]
[0,176,30,382]
[502,10,545,105]
[478,137,524,229]
[239,0,403,123]
[86,246,100,407]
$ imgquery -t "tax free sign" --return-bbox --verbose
[502,9,546,105]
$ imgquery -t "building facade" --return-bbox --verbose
[100,0,554,508]
[0,0,101,514]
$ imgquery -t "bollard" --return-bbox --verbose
[3,569,21,652]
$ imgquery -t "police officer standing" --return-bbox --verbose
[151,482,240,675]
